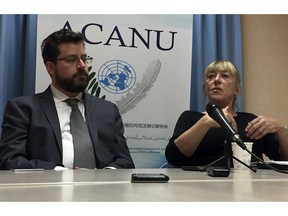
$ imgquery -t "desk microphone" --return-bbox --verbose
[206,103,247,150]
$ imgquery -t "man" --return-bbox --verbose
[0,29,135,170]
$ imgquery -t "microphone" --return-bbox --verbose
[206,103,247,150]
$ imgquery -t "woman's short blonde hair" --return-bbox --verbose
[203,60,241,108]
[204,60,240,84]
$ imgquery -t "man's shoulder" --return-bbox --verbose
[7,88,50,105]
[9,94,38,103]
[85,93,115,106]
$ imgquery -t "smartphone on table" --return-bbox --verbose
[131,173,169,183]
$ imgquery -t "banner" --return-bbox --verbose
[36,15,192,168]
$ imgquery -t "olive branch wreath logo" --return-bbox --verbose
[86,60,161,115]
[87,65,106,100]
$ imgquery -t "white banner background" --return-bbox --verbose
[36,15,192,168]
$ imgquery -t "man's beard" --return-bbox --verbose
[55,70,88,93]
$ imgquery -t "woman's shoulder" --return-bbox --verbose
[179,110,205,121]
[181,110,205,116]
[236,112,257,120]
[176,110,205,125]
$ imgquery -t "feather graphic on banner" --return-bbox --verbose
[116,59,162,115]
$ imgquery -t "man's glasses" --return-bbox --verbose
[56,55,93,65]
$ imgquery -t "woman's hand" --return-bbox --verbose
[245,115,286,140]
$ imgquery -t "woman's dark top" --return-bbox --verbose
[165,111,281,167]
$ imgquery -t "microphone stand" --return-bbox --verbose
[200,139,257,174]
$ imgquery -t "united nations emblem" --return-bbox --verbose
[98,60,136,94]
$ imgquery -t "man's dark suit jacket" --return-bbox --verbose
[0,87,135,169]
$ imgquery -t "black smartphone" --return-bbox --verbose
[206,167,230,177]
[131,173,169,183]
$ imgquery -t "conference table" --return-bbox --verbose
[0,168,287,201]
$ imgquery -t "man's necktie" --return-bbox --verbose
[66,98,96,169]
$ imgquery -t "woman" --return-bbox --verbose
[165,60,288,167]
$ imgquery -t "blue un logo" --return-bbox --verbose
[98,60,136,94]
